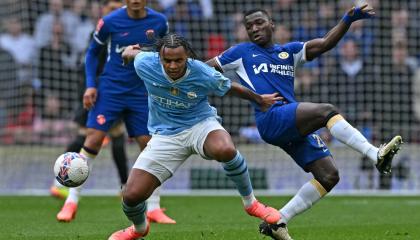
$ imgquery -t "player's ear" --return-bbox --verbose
[271,21,275,32]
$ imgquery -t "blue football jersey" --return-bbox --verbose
[87,7,168,94]
[216,42,307,112]
[133,52,231,135]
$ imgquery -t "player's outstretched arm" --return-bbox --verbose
[305,4,375,61]
[122,44,142,65]
[228,82,283,112]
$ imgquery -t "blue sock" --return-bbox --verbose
[122,201,147,232]
[222,151,253,197]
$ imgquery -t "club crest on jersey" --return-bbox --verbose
[170,87,179,96]
[278,52,289,59]
[187,91,197,99]
[96,114,106,125]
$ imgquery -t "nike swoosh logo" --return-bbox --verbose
[323,148,328,152]
[252,54,260,57]
[120,32,129,37]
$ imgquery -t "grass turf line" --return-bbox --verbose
[0,196,419,240]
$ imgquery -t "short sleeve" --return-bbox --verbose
[216,45,243,72]
[92,18,110,45]
[200,63,231,96]
[283,41,307,68]
[133,52,154,79]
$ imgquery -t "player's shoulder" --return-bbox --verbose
[135,51,159,68]
[281,41,305,53]
[231,42,255,50]
[146,7,168,21]
[103,7,125,22]
[220,42,255,57]
[189,59,217,76]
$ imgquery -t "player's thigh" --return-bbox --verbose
[133,134,191,184]
[189,117,228,160]
[281,133,332,171]
[124,100,149,138]
[133,135,151,151]
[295,102,336,136]
[203,130,236,161]
[257,102,301,145]
[86,92,124,133]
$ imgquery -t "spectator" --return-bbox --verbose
[0,47,17,131]
[37,20,78,119]
[33,0,79,48]
[159,0,213,19]
[0,17,36,83]
[71,0,95,55]
[375,40,417,143]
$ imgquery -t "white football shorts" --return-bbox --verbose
[132,117,226,183]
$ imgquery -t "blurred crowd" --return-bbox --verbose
[1,0,420,147]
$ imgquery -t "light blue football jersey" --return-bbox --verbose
[134,52,231,135]
[216,42,307,112]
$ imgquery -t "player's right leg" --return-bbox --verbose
[197,119,280,224]
[295,102,402,174]
[56,128,106,222]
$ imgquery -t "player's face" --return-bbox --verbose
[125,0,146,11]
[160,46,188,80]
[244,12,274,47]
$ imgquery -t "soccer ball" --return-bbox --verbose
[54,152,89,187]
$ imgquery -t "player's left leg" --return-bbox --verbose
[131,134,175,224]
[110,133,189,239]
[108,169,159,240]
[202,126,280,224]
[260,155,337,240]
[295,102,402,174]
[109,122,128,187]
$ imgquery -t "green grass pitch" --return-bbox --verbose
[0,196,419,239]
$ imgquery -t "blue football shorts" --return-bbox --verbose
[256,102,331,169]
[87,91,149,137]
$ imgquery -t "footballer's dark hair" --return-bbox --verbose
[156,33,199,59]
[243,8,272,22]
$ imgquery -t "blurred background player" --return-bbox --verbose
[108,34,281,240]
[56,0,175,224]
[208,4,402,240]
[50,0,128,200]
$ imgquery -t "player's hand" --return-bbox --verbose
[122,44,141,65]
[83,87,97,110]
[343,4,375,25]
[259,92,285,112]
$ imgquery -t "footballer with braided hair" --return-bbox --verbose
[108,33,284,240]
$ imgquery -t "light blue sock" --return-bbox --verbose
[222,151,253,197]
[122,201,147,233]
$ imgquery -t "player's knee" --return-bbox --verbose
[320,103,339,123]
[122,186,147,206]
[318,169,340,191]
[85,130,106,150]
[213,145,237,162]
